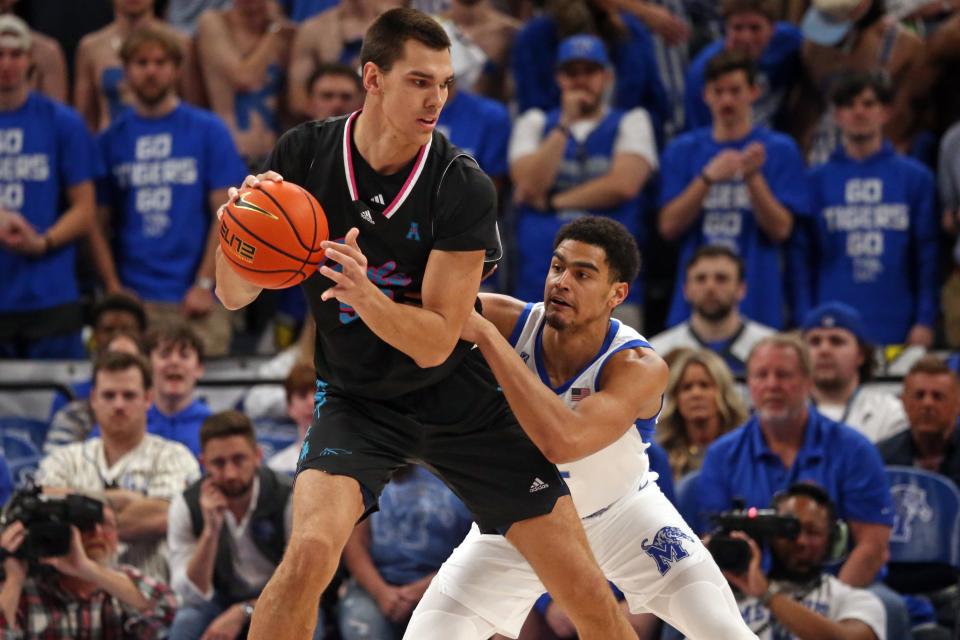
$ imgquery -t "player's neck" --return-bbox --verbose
[134,94,179,119]
[540,319,609,386]
[811,376,859,406]
[712,117,751,142]
[689,309,741,343]
[353,109,424,175]
[842,134,883,160]
[0,85,28,111]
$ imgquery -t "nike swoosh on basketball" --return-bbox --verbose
[234,194,279,220]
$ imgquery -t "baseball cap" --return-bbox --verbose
[801,0,865,47]
[0,15,30,52]
[801,301,868,342]
[556,34,610,69]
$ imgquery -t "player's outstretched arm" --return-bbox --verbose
[463,307,668,463]
[320,230,484,369]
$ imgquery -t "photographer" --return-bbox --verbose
[0,499,176,637]
[722,483,885,640]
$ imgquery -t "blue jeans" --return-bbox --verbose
[169,593,326,640]
[338,579,407,640]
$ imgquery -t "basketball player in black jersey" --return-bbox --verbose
[214,8,635,640]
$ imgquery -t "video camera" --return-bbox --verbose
[707,503,800,574]
[0,480,104,561]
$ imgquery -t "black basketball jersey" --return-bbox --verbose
[263,113,499,399]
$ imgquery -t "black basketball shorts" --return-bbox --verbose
[295,348,569,533]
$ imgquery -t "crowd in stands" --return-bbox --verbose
[0,0,960,637]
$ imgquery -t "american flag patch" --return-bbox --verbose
[571,387,591,401]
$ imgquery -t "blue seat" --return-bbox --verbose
[0,417,48,488]
[253,419,298,460]
[884,465,960,633]
[886,466,960,569]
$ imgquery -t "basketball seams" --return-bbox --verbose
[300,187,323,277]
[223,206,307,264]
[220,243,303,276]
[220,181,327,289]
[256,184,315,253]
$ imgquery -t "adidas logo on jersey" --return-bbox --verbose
[359,209,375,225]
[529,477,549,493]
[372,193,385,205]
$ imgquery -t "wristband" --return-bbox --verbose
[700,171,714,186]
[195,277,215,291]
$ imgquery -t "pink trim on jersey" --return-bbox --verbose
[341,110,433,220]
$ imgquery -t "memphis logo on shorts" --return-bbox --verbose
[641,526,695,575]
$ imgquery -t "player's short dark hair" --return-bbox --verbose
[306,62,363,95]
[553,217,640,284]
[829,72,893,107]
[92,293,147,333]
[704,49,757,86]
[684,245,746,282]
[145,322,205,363]
[119,25,183,67]
[93,350,153,390]
[284,362,316,404]
[200,410,257,451]
[360,8,451,73]
[720,0,777,21]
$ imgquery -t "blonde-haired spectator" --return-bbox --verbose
[657,349,748,482]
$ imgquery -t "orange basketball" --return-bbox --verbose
[219,180,328,289]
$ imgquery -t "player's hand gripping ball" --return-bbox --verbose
[219,180,329,289]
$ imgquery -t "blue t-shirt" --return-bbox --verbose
[683,23,802,131]
[513,109,645,304]
[0,93,102,313]
[369,466,472,586]
[511,13,669,136]
[437,90,511,179]
[793,142,938,344]
[659,126,809,329]
[146,399,210,458]
[694,409,894,537]
[98,104,246,301]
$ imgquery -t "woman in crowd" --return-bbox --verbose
[656,349,747,482]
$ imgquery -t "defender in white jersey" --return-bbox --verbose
[405,217,756,639]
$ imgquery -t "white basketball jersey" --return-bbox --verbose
[511,302,657,518]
